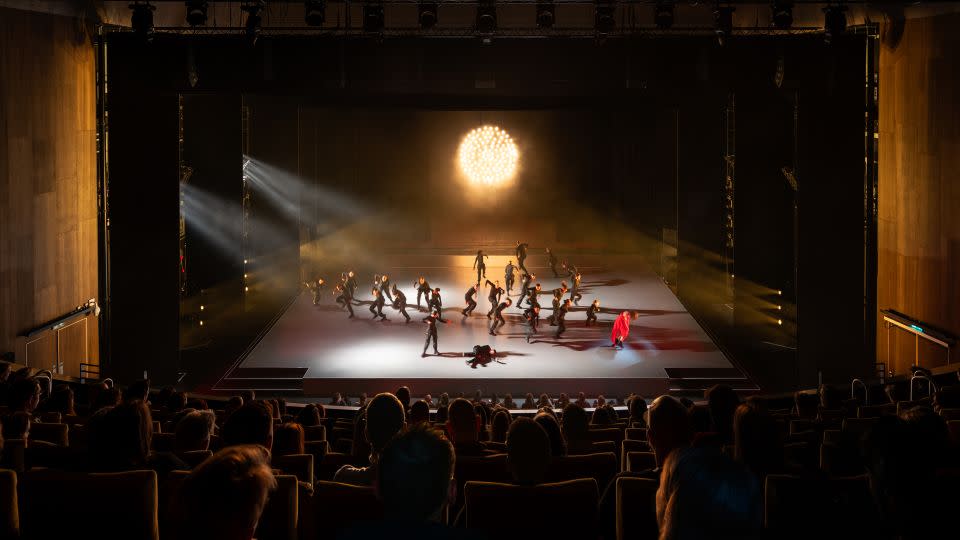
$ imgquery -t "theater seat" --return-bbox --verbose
[0,469,18,539]
[39,412,62,424]
[544,452,617,490]
[464,478,599,535]
[625,427,647,441]
[625,451,657,473]
[300,481,382,540]
[615,476,658,540]
[18,469,159,540]
[765,474,876,536]
[0,440,25,473]
[273,454,314,484]
[29,422,68,447]
[151,433,176,453]
[857,403,896,418]
[303,425,326,441]
[453,454,511,517]
[593,440,617,456]
[177,450,212,468]
[621,440,653,472]
[819,442,864,476]
[588,427,626,446]
[841,417,877,442]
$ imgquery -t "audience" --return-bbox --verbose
[166,391,189,414]
[222,402,273,450]
[521,393,536,409]
[732,402,784,480]
[272,422,305,456]
[502,393,516,409]
[122,378,151,404]
[506,417,551,486]
[561,403,594,455]
[446,398,496,456]
[175,410,216,453]
[8,378,41,413]
[92,386,121,414]
[395,386,412,411]
[534,411,566,457]
[295,403,323,426]
[409,400,431,424]
[1,411,31,442]
[628,394,648,427]
[334,392,406,486]
[575,391,588,408]
[705,384,741,445]
[37,384,75,416]
[490,409,511,443]
[87,400,187,474]
[793,391,819,418]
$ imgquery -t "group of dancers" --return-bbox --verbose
[304,242,637,357]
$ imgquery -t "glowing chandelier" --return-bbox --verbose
[458,125,519,186]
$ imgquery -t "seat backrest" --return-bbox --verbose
[621,441,653,472]
[39,412,62,424]
[453,454,511,514]
[841,417,877,441]
[0,469,18,539]
[316,452,358,482]
[588,427,625,445]
[765,474,875,535]
[257,474,298,540]
[152,433,176,453]
[29,422,68,447]
[616,476,658,540]
[303,425,326,441]
[273,454,314,484]
[593,440,617,456]
[626,452,657,473]
[177,450,213,468]
[300,481,382,540]
[19,469,159,540]
[625,427,647,441]
[819,442,864,476]
[857,403,896,419]
[0,440,26,473]
[62,414,86,426]
[464,478,599,535]
[544,452,617,490]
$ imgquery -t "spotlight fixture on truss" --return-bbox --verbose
[305,0,326,26]
[536,1,555,29]
[654,0,674,30]
[595,1,615,35]
[363,1,385,33]
[714,4,735,46]
[185,0,208,27]
[130,1,156,39]
[241,1,265,45]
[419,1,438,29]
[477,0,497,35]
[823,3,847,44]
[771,0,794,30]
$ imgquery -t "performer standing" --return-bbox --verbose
[305,278,325,305]
[473,250,489,283]
[484,279,504,319]
[504,260,516,294]
[429,287,447,322]
[346,271,359,301]
[462,283,480,317]
[569,271,583,305]
[585,299,600,326]
[515,241,529,274]
[555,299,571,338]
[611,311,636,349]
[489,298,512,336]
[547,282,569,325]
[335,283,355,318]
[422,311,444,357]
[546,248,559,278]
[523,304,540,343]
[516,272,535,307]
[369,288,388,320]
[392,284,410,323]
[414,276,431,308]
[379,274,394,303]
[526,282,543,309]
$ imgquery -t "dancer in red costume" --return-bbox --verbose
[611,311,636,349]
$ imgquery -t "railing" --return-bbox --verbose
[850,378,868,406]
[909,371,937,401]
[80,362,101,384]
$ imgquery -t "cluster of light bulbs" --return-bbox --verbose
[458,125,519,186]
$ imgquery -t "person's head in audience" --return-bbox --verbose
[222,402,274,451]
[409,400,431,425]
[538,406,556,419]
[156,386,175,408]
[167,391,188,413]
[8,377,41,413]
[557,393,569,408]
[123,379,151,404]
[503,393,515,408]
[376,424,455,523]
[474,403,489,428]
[732,402,782,479]
[473,389,483,404]
[438,392,449,408]
[176,410,216,453]
[272,422,305,456]
[268,399,281,419]
[688,404,712,434]
[591,405,613,425]
[92,386,121,413]
[44,385,75,415]
[705,384,740,444]
[395,386,411,411]
[491,409,511,443]
[793,391,819,418]
[534,411,566,457]
[88,401,153,470]
[646,396,692,468]
[629,394,649,427]
[296,404,322,427]
[522,393,536,408]
[447,398,481,446]
[561,403,590,449]
[595,394,606,407]
[507,417,551,485]
[2,411,31,441]
[358,393,368,408]
[489,393,498,406]
[424,393,433,406]
[576,392,587,406]
[225,396,244,418]
[240,390,256,404]
[899,406,949,469]
[435,404,448,424]
[180,445,277,540]
[188,398,208,411]
[656,446,761,540]
[365,393,407,464]
[538,393,551,408]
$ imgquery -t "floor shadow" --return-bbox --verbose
[583,278,631,287]
[532,324,717,353]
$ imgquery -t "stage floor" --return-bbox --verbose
[230,253,738,397]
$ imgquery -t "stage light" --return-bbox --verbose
[363,2,385,33]
[201,305,205,311]
[654,1,674,30]
[185,0,208,26]
[771,1,793,29]
[200,320,204,326]
[777,305,782,310]
[477,1,497,35]
[242,1,265,45]
[305,0,326,26]
[777,290,782,295]
[536,1,555,29]
[419,2,438,29]
[714,5,734,46]
[777,319,783,325]
[245,286,250,292]
[458,125,519,187]
[823,4,847,44]
[244,273,248,279]
[595,1,616,35]
[130,1,156,39]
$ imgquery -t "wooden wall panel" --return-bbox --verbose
[0,7,98,361]
[878,14,960,375]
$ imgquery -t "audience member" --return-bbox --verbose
[533,411,566,457]
[176,410,216,453]
[575,392,588,408]
[156,386,175,409]
[396,386,412,411]
[91,386,121,414]
[240,390,256,404]
[179,445,277,540]
[222,402,274,450]
[272,422,305,456]
[472,389,483,404]
[537,393,552,408]
[438,392,450,408]
[521,393,536,409]
[410,400,431,424]
[296,403,323,426]
[87,401,187,474]
[123,378,151,404]
[506,417,551,486]
[357,393,368,408]
[7,377,41,413]
[628,394,648,427]
[561,403,593,455]
[502,393,516,409]
[38,384,75,416]
[556,393,569,409]
[490,409,511,443]
[488,393,498,406]
[590,405,614,425]
[330,393,347,406]
[167,391,189,413]
[705,384,740,445]
[793,391,819,418]
[334,392,406,486]
[594,395,606,408]
[436,404,448,424]
[733,403,783,480]
[224,396,244,419]
[446,398,495,456]
[424,394,434,407]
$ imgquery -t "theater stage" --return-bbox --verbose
[219,253,747,398]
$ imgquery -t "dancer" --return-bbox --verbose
[422,310,445,357]
[516,271,535,306]
[379,273,394,303]
[335,283,355,318]
[489,298,512,336]
[346,271,359,301]
[504,260,516,294]
[523,304,540,343]
[392,284,410,323]
[546,248,559,278]
[467,344,497,369]
[414,276,431,308]
[515,241,529,273]
[429,287,447,322]
[473,250,489,283]
[547,282,569,325]
[611,311,636,349]
[555,299,571,338]
[585,299,600,326]
[484,279,504,319]
[462,283,479,317]
[526,282,543,309]
[369,288,387,320]
[569,271,583,305]
[305,277,325,305]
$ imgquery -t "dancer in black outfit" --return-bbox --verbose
[369,288,387,320]
[392,284,410,323]
[379,274,394,303]
[428,287,447,322]
[524,305,540,343]
[462,283,479,317]
[414,276,431,308]
[335,283,355,318]
[547,282,569,325]
[421,311,443,357]
[489,298,512,336]
[569,271,583,305]
[546,248,560,277]
[516,272,535,307]
[526,282,543,309]
[305,278,325,305]
[585,299,600,326]
[484,279,504,319]
[555,299,571,338]
[346,271,359,301]
[473,250,489,283]
[515,241,529,273]
[504,260,516,294]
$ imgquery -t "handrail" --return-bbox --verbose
[18,304,95,338]
[909,372,936,401]
[851,378,868,406]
